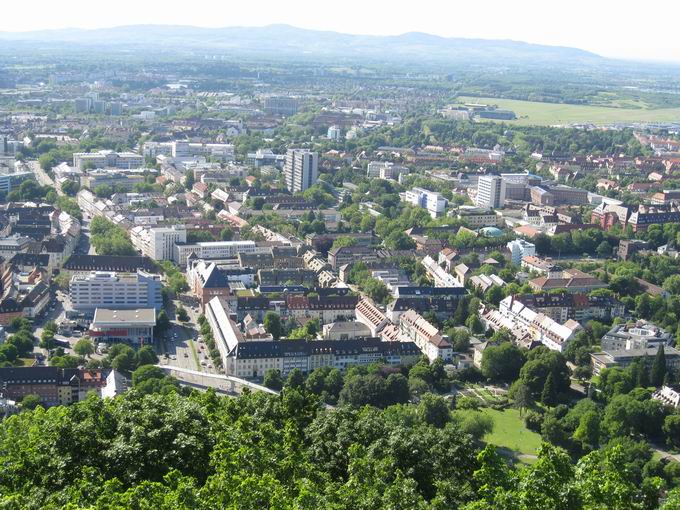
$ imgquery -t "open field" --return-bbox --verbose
[459,407,542,458]
[457,96,680,126]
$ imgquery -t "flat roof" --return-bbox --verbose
[92,308,156,326]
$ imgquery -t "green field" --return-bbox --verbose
[458,96,680,126]
[460,407,542,458]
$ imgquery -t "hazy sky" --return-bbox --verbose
[1,0,679,62]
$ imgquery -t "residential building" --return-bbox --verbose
[476,175,506,209]
[422,255,460,287]
[528,268,607,293]
[653,385,680,408]
[88,308,156,345]
[0,367,113,407]
[355,298,389,336]
[69,270,163,312]
[186,259,232,308]
[456,207,501,228]
[284,149,318,192]
[399,309,453,362]
[521,255,562,275]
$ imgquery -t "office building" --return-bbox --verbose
[130,225,187,261]
[476,175,506,209]
[263,96,298,116]
[404,187,448,218]
[507,239,536,265]
[284,149,318,192]
[89,308,156,345]
[69,270,163,312]
[173,240,262,265]
[72,150,144,171]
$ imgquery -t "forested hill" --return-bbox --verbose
[0,382,678,509]
[0,24,602,67]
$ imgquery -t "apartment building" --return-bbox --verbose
[456,207,501,228]
[69,270,163,312]
[284,149,318,192]
[399,309,453,362]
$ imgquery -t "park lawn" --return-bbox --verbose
[477,407,542,457]
[456,96,680,126]
[16,358,36,367]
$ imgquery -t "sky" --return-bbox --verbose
[1,0,678,62]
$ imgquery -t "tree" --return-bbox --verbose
[481,343,524,382]
[596,241,612,258]
[650,345,667,387]
[111,345,137,372]
[285,368,305,390]
[219,227,234,241]
[73,337,95,357]
[155,310,170,334]
[541,372,558,406]
[19,394,42,411]
[363,278,390,305]
[263,312,282,340]
[176,307,189,322]
[513,382,533,416]
[663,415,680,448]
[465,313,484,335]
[418,393,451,428]
[137,345,159,366]
[263,369,284,391]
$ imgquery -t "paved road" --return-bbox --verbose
[27,160,57,190]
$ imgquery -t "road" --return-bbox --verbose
[27,160,58,191]
[157,298,219,375]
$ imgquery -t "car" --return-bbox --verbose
[170,355,177,361]
[207,363,213,369]
[200,360,207,366]
[183,352,188,358]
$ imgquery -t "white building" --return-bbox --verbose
[173,240,264,265]
[72,150,144,171]
[284,149,318,193]
[404,187,448,218]
[89,308,156,345]
[130,225,187,261]
[69,270,163,312]
[476,175,506,209]
[421,255,460,287]
[399,309,453,362]
[507,239,536,266]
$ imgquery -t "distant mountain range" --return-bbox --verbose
[0,24,604,66]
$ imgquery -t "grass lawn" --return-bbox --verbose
[187,339,201,371]
[457,96,680,126]
[458,407,542,458]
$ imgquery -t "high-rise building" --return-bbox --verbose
[284,149,318,193]
[476,175,506,209]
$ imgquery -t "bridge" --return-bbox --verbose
[157,365,278,395]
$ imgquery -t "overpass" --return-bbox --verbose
[157,365,278,395]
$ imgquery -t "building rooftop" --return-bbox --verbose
[92,308,156,325]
